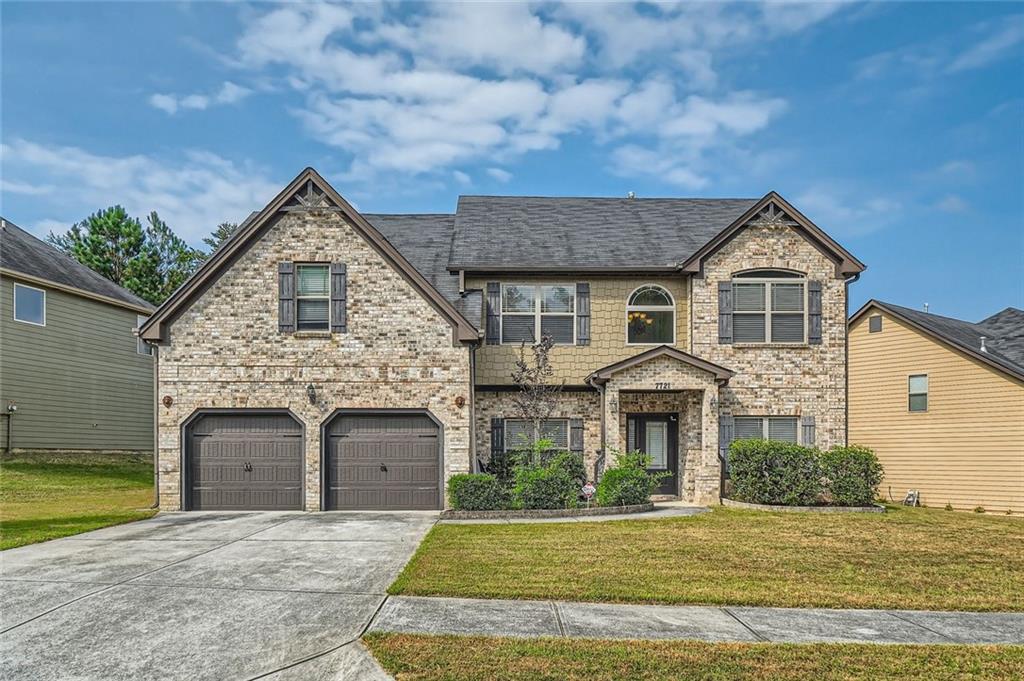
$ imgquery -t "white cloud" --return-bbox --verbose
[149,81,253,115]
[0,179,54,195]
[794,186,901,237]
[937,160,976,177]
[1,139,278,245]
[948,15,1024,73]
[936,194,968,213]
[452,170,471,186]
[486,168,512,183]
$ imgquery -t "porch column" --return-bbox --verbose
[694,386,722,505]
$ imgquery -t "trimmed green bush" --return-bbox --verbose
[729,439,823,506]
[513,463,578,510]
[448,474,509,511]
[821,445,883,506]
[594,450,667,507]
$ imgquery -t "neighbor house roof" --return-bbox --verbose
[850,300,1024,382]
[0,218,153,313]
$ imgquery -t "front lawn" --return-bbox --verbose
[364,634,1024,681]
[0,452,156,550]
[390,505,1024,611]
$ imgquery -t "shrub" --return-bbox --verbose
[729,439,823,506]
[595,450,667,507]
[448,474,509,511]
[820,445,883,506]
[547,450,587,488]
[512,462,578,510]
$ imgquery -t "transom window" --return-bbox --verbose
[732,271,806,343]
[734,416,799,443]
[13,283,45,326]
[626,285,675,345]
[505,419,569,451]
[908,374,928,412]
[296,264,330,331]
[501,284,575,344]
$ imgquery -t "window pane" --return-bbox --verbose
[909,375,928,394]
[733,314,766,343]
[502,285,535,313]
[733,283,765,311]
[540,315,573,343]
[645,421,668,469]
[629,286,672,306]
[14,286,44,324]
[869,315,882,333]
[771,283,804,312]
[768,417,798,443]
[771,314,804,343]
[502,315,535,343]
[297,299,329,329]
[541,285,574,313]
[297,265,329,296]
[734,417,764,439]
[909,394,928,412]
[505,420,533,450]
[540,420,569,449]
[628,309,673,343]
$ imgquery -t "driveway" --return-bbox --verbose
[0,511,437,680]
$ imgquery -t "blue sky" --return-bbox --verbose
[2,1,1021,319]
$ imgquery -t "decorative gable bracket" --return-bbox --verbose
[281,179,340,212]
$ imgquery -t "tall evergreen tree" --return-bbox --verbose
[144,211,204,301]
[202,221,239,252]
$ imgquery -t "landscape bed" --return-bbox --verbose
[439,503,654,520]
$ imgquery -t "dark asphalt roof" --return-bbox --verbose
[0,218,153,311]
[364,213,481,329]
[449,196,759,269]
[871,301,1024,379]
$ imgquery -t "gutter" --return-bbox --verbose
[843,272,861,446]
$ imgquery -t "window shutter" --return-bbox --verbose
[801,415,816,447]
[569,418,584,454]
[718,282,733,344]
[576,283,590,346]
[278,261,295,333]
[719,414,734,473]
[486,282,500,344]
[490,417,505,457]
[330,263,347,333]
[808,280,822,345]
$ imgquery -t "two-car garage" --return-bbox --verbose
[184,410,442,511]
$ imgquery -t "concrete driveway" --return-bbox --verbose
[0,511,437,680]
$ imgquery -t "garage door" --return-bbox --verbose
[325,413,440,510]
[187,413,303,510]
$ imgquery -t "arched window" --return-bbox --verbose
[627,285,675,345]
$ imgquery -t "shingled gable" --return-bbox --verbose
[139,168,479,343]
[679,191,866,278]
[586,345,735,384]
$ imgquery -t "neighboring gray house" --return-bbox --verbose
[0,218,155,454]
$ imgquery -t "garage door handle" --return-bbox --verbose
[244,462,253,472]
[380,464,388,473]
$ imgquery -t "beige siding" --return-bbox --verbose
[466,275,689,385]
[849,309,1024,514]
[0,275,155,451]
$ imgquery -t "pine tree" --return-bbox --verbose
[202,221,239,252]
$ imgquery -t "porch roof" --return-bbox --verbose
[586,345,735,385]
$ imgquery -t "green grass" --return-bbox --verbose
[364,634,1024,681]
[390,505,1024,611]
[0,452,156,550]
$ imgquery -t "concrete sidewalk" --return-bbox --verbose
[369,595,1024,645]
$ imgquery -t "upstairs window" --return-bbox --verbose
[734,416,799,443]
[296,264,330,330]
[627,285,675,345]
[13,283,45,326]
[501,284,575,344]
[732,271,805,343]
[909,374,928,412]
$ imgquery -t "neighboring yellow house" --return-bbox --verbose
[849,300,1024,514]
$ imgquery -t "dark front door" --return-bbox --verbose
[627,413,679,496]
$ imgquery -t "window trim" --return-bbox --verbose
[13,283,46,327]
[499,283,576,345]
[137,314,153,356]
[908,373,928,413]
[733,415,801,444]
[625,284,676,346]
[868,315,882,333]
[731,275,807,344]
[504,418,570,451]
[295,263,331,332]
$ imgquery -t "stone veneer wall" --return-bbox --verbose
[156,210,472,510]
[617,392,702,500]
[691,224,849,450]
[466,275,689,385]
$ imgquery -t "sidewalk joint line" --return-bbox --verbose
[721,607,768,642]
[885,610,955,642]
[551,601,567,637]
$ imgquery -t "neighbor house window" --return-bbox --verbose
[296,264,330,331]
[732,271,805,343]
[501,284,575,344]
[908,374,928,412]
[504,419,569,451]
[13,283,45,326]
[626,285,675,344]
[734,416,799,443]
[137,314,153,356]
[869,315,882,333]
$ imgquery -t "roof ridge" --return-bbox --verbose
[457,194,760,201]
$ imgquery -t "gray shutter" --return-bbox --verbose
[576,283,590,346]
[486,282,500,345]
[719,414,734,473]
[808,280,822,345]
[490,418,505,457]
[569,418,584,454]
[331,262,347,333]
[718,282,733,344]
[801,415,816,447]
[278,261,295,333]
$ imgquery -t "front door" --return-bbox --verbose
[627,413,679,496]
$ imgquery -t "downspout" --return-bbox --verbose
[843,272,861,447]
[151,344,160,509]
[468,344,478,473]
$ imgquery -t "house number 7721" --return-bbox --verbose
[655,382,671,390]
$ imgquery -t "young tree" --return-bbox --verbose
[510,335,565,460]
[202,221,239,252]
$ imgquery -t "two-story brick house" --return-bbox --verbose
[141,168,864,511]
